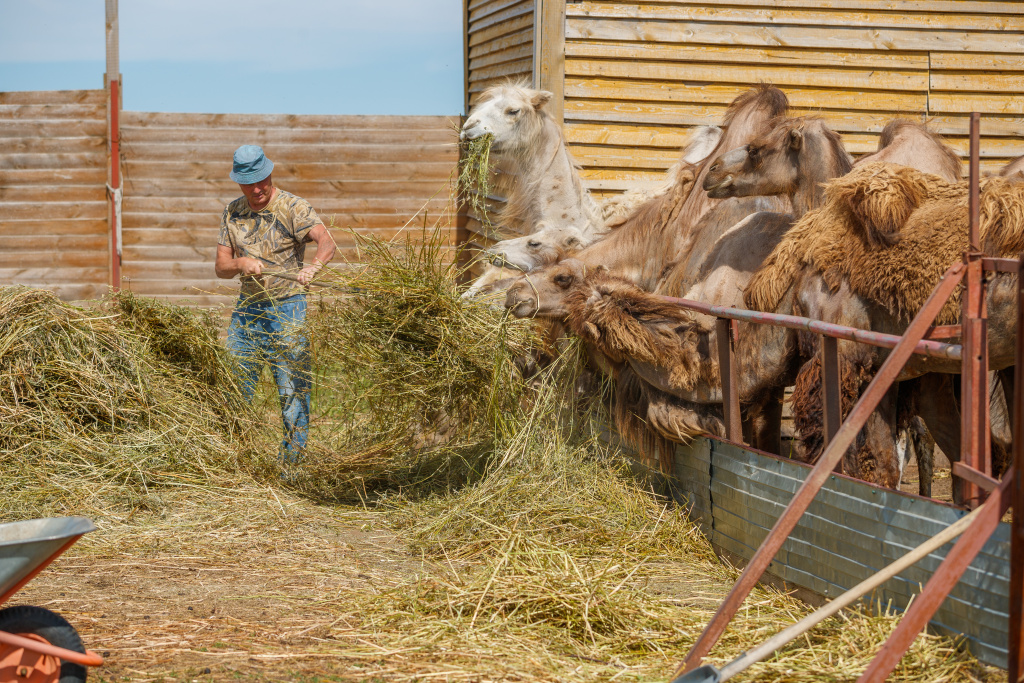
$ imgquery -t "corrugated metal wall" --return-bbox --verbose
[466,0,535,108]
[561,0,1024,199]
[668,436,1010,669]
[117,113,458,307]
[0,90,110,301]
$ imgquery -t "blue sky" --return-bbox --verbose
[0,0,464,115]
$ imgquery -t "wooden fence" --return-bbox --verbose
[0,88,460,306]
[467,0,535,109]
[119,113,459,307]
[0,90,110,301]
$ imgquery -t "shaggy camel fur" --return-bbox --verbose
[753,163,1024,488]
[505,84,790,317]
[746,163,1024,329]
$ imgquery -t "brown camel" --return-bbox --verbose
[752,162,1024,493]
[566,116,851,457]
[505,84,790,317]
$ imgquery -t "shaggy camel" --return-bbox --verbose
[459,83,604,296]
[567,116,850,456]
[564,119,970,487]
[504,84,790,317]
[749,162,1024,492]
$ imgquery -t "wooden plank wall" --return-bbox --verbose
[467,0,535,107]
[119,113,459,307]
[0,90,110,300]
[562,0,1024,199]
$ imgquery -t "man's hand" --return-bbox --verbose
[237,257,264,277]
[296,263,322,286]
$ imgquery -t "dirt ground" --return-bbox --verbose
[15,493,440,682]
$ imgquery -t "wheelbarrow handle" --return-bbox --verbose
[0,629,104,668]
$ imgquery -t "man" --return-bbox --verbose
[215,144,336,461]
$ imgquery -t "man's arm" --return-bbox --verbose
[215,244,265,279]
[296,224,337,285]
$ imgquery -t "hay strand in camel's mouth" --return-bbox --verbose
[458,133,495,227]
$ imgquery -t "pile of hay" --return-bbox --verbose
[286,230,541,500]
[0,287,276,519]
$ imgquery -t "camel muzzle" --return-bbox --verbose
[486,252,527,272]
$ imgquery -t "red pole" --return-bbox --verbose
[109,77,121,291]
[959,112,989,507]
[1010,253,1024,682]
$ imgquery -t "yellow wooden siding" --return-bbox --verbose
[467,0,535,106]
[119,113,459,307]
[0,90,110,301]
[564,0,1024,192]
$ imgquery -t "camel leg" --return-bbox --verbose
[915,373,963,505]
[753,386,784,455]
[909,416,935,498]
[853,386,900,489]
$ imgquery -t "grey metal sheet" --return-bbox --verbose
[669,436,1010,669]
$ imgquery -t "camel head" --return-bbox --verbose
[504,258,600,319]
[484,223,590,273]
[459,83,553,150]
[703,118,822,198]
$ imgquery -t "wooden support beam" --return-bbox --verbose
[534,0,565,126]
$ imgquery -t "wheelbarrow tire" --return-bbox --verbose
[0,605,87,682]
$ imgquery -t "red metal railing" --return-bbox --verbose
[664,113,1024,681]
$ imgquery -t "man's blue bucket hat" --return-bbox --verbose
[230,144,274,184]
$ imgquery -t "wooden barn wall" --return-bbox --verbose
[119,113,459,307]
[0,90,110,301]
[466,0,536,109]
[562,0,1024,198]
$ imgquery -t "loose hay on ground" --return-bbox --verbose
[0,226,1004,681]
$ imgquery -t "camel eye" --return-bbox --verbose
[565,237,578,246]
[527,240,541,248]
[553,273,574,288]
[507,108,521,116]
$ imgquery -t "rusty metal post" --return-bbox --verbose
[1010,254,1024,682]
[716,318,742,443]
[106,0,121,291]
[959,112,991,508]
[674,262,966,677]
[821,335,842,472]
[857,465,1013,681]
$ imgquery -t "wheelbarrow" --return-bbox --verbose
[0,517,104,682]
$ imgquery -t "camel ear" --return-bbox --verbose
[531,91,553,110]
[595,264,608,274]
[789,129,803,151]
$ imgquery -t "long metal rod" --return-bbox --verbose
[856,465,1013,681]
[655,295,961,361]
[106,0,121,291]
[1009,253,1024,682]
[716,318,742,442]
[711,502,985,682]
[674,261,966,676]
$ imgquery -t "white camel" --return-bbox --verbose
[459,83,722,296]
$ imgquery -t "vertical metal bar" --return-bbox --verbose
[674,262,965,677]
[969,112,981,251]
[857,465,1013,681]
[106,0,121,291]
[959,112,990,508]
[821,335,842,472]
[1010,255,1024,683]
[716,318,742,443]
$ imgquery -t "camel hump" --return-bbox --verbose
[826,162,933,248]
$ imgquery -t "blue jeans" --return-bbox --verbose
[226,295,311,462]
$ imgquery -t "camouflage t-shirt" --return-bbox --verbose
[218,189,322,302]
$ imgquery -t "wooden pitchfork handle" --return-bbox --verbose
[672,501,984,683]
